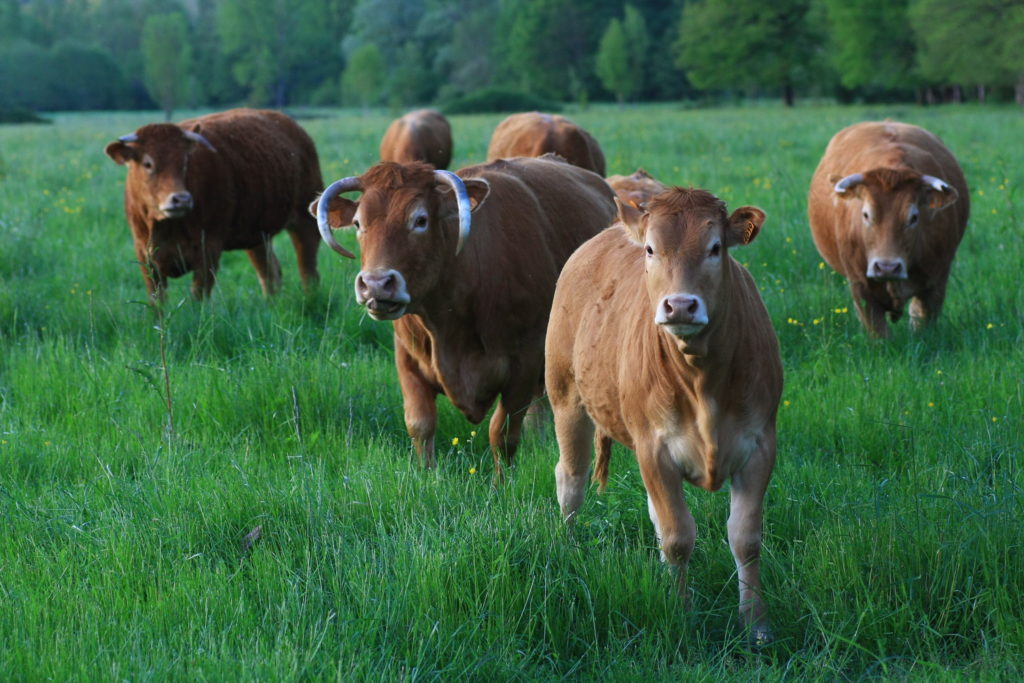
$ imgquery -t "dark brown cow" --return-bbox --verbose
[311,156,616,473]
[808,121,969,337]
[546,188,782,647]
[606,168,667,206]
[105,108,322,300]
[379,109,453,170]
[487,112,606,176]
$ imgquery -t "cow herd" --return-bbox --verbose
[104,107,970,648]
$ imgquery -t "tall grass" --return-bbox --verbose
[0,104,1021,679]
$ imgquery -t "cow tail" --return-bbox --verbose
[593,430,612,492]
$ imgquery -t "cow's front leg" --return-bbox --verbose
[909,280,947,331]
[287,218,322,290]
[851,281,890,338]
[395,337,438,468]
[728,435,776,648]
[191,248,222,299]
[638,442,696,598]
[136,248,167,304]
[247,239,283,296]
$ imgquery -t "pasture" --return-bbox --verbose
[0,104,1021,679]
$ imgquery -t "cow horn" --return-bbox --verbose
[434,170,471,255]
[834,173,865,194]
[316,177,360,259]
[183,130,217,153]
[118,134,138,143]
[921,175,950,193]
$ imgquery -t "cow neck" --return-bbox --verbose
[406,227,475,343]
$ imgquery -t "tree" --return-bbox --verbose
[820,0,915,93]
[596,19,631,103]
[141,13,191,120]
[342,43,385,110]
[675,0,819,106]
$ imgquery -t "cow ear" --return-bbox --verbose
[105,141,137,165]
[725,206,766,247]
[616,197,647,244]
[923,180,958,211]
[438,178,490,213]
[829,173,866,202]
[308,194,359,229]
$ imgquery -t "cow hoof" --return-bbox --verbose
[748,624,774,650]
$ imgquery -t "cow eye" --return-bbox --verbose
[908,209,919,226]
[353,219,361,230]
[413,215,428,230]
[645,244,654,256]
[709,242,721,258]
[862,210,870,222]
[142,158,154,172]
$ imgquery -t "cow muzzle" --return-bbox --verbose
[159,191,193,219]
[656,293,708,338]
[866,257,908,281]
[355,269,411,320]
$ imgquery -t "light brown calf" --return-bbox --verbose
[808,121,969,337]
[546,188,782,646]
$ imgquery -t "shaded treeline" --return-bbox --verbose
[2,0,1022,114]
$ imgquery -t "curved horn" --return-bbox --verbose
[316,177,360,259]
[920,174,950,193]
[118,134,139,143]
[433,170,471,255]
[183,130,217,153]
[834,173,865,194]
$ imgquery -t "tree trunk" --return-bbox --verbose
[977,84,986,103]
[783,82,794,107]
[952,84,962,103]
[1016,75,1024,106]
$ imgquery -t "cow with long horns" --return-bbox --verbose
[808,121,969,337]
[311,156,617,473]
[105,108,323,300]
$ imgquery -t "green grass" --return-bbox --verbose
[1,103,1022,680]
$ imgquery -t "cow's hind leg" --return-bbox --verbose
[638,443,696,598]
[247,237,283,296]
[728,437,775,648]
[287,215,321,290]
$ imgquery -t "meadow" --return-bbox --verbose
[0,103,1021,680]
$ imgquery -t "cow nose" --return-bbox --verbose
[867,258,907,280]
[657,294,706,325]
[164,192,193,210]
[356,269,399,301]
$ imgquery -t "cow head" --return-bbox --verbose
[831,168,958,281]
[619,188,765,343]
[105,124,216,222]
[606,168,667,208]
[310,162,490,320]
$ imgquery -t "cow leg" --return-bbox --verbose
[488,382,534,480]
[395,336,438,468]
[638,444,695,599]
[851,281,890,338]
[247,239,283,296]
[552,400,594,523]
[909,280,947,331]
[728,438,775,648]
[136,249,167,303]
[190,246,222,300]
[287,217,321,290]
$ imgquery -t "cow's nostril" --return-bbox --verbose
[686,298,699,314]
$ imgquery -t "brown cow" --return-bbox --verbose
[312,156,616,474]
[546,188,782,647]
[808,121,969,337]
[606,168,667,207]
[105,108,322,300]
[379,109,453,170]
[487,112,606,176]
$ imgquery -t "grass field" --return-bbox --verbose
[1,103,1022,680]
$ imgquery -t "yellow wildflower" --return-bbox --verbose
[469,467,477,475]
[451,437,459,446]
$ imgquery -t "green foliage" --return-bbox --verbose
[821,0,915,91]
[1,105,1023,678]
[342,43,386,109]
[0,107,49,124]
[0,40,129,112]
[441,88,559,115]
[141,13,192,120]
[596,5,650,104]
[676,0,819,105]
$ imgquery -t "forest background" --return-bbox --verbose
[2,0,1023,119]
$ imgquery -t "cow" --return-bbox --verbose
[379,109,453,170]
[311,155,617,475]
[606,168,667,207]
[546,188,782,647]
[104,108,323,300]
[486,112,606,176]
[808,121,969,337]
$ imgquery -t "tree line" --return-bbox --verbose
[1,0,1022,117]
